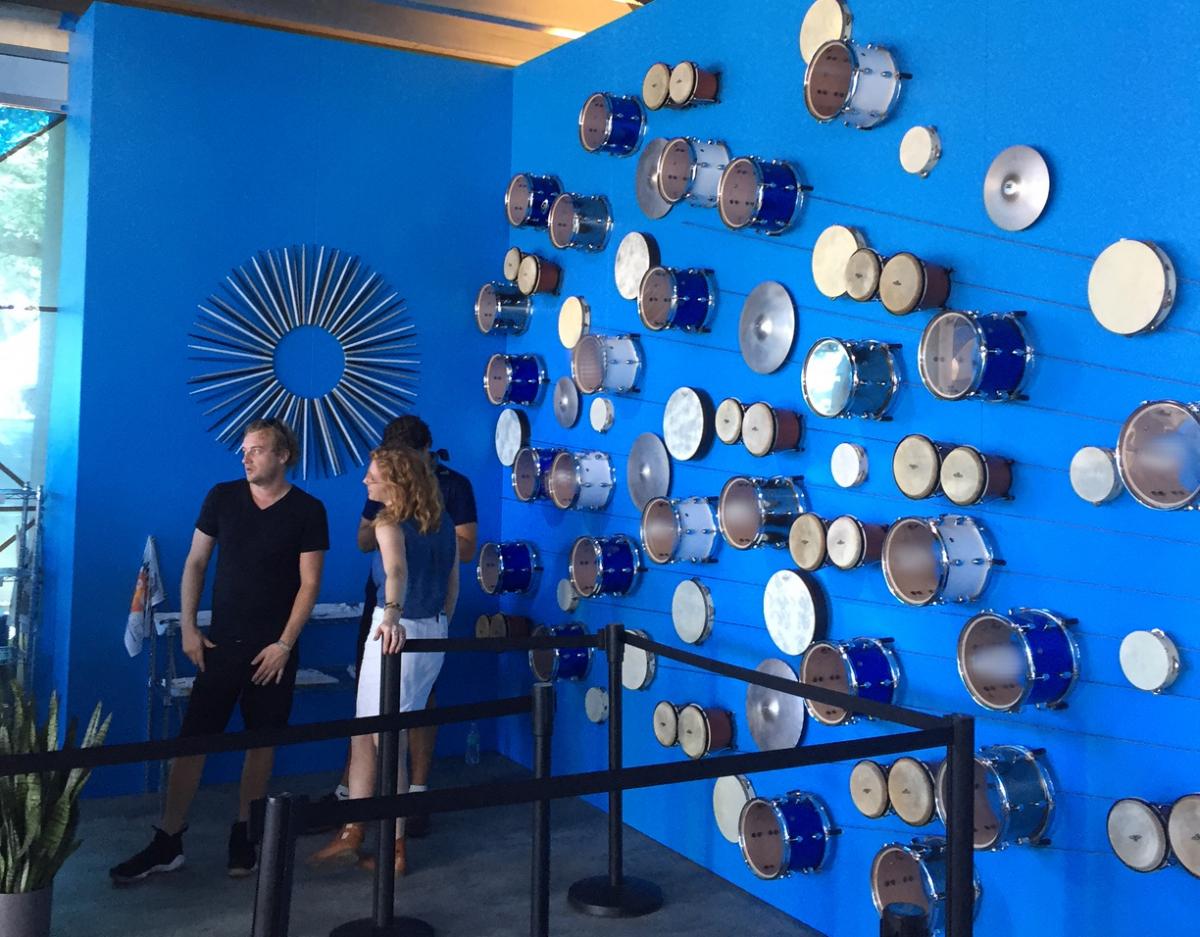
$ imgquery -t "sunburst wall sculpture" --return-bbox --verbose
[188,246,418,479]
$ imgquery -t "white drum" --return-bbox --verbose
[547,451,615,511]
[804,39,902,129]
[798,0,851,63]
[557,295,590,349]
[830,442,868,488]
[653,700,679,747]
[613,232,660,301]
[572,334,642,394]
[826,515,886,570]
[641,496,720,565]
[1107,798,1172,873]
[888,757,938,826]
[494,408,529,467]
[1116,400,1200,510]
[1069,446,1123,505]
[657,137,731,209]
[881,515,995,607]
[763,569,827,656]
[713,775,756,844]
[899,126,942,177]
[672,578,714,645]
[641,62,672,111]
[584,687,610,724]
[622,629,656,691]
[788,513,827,572]
[1167,793,1200,878]
[663,386,713,461]
[715,397,746,444]
[849,760,891,820]
[1088,239,1176,335]
[1119,629,1181,693]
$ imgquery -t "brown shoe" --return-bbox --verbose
[357,836,407,877]
[309,824,363,865]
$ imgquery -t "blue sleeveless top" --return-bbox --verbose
[371,513,456,618]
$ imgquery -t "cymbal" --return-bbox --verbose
[738,281,796,374]
[627,432,671,509]
[983,145,1050,231]
[745,658,805,751]
[635,137,673,220]
[553,376,579,428]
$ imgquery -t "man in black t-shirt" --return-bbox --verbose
[110,418,329,885]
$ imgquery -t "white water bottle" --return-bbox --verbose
[465,722,480,766]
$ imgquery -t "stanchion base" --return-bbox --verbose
[567,875,663,918]
[329,917,434,937]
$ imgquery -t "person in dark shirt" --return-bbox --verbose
[110,418,329,885]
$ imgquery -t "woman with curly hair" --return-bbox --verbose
[311,445,458,874]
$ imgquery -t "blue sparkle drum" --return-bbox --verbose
[484,353,545,406]
[569,534,640,598]
[717,156,804,235]
[918,310,1032,402]
[637,266,716,332]
[548,193,612,252]
[475,282,532,335]
[871,837,982,934]
[511,446,565,503]
[547,450,615,511]
[957,608,1078,712]
[476,541,540,595]
[578,91,645,156]
[935,743,1055,850]
[801,337,899,419]
[738,791,837,878]
[799,637,901,727]
[529,623,592,682]
[505,172,562,229]
[640,496,720,564]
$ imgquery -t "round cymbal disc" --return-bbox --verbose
[812,224,865,298]
[745,658,805,751]
[738,281,796,374]
[628,432,671,509]
[799,0,852,64]
[554,375,580,428]
[615,232,661,301]
[636,137,673,220]
[983,145,1050,231]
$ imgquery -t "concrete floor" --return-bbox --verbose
[57,754,826,937]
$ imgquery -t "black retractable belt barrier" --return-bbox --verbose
[252,793,304,937]
[567,623,663,919]
[529,682,554,937]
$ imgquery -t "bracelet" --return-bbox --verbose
[274,639,293,653]
[383,602,402,611]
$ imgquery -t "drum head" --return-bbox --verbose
[763,569,826,656]
[579,92,612,153]
[1070,446,1122,505]
[663,386,711,461]
[474,613,491,639]
[803,338,854,417]
[494,408,528,467]
[845,247,883,301]
[638,266,675,330]
[1088,240,1175,335]
[642,62,671,110]
[569,537,600,597]
[742,402,779,457]
[672,578,713,644]
[475,283,499,332]
[919,311,982,400]
[1108,799,1169,872]
[893,435,942,499]
[713,776,755,843]
[557,295,590,349]
[548,452,579,509]
[719,476,764,548]
[502,246,523,282]
[888,758,936,826]
[505,173,532,226]
[799,0,852,64]
[941,446,988,506]
[882,518,942,604]
[529,626,556,682]
[615,232,660,301]
[622,630,655,691]
[641,497,680,564]
[1167,793,1200,877]
[871,845,932,915]
[811,225,864,298]
[746,658,805,751]
[668,61,699,106]
[831,442,868,488]
[850,760,890,819]
[825,515,864,569]
[658,138,695,203]
[788,513,827,571]
[477,543,502,594]
[805,40,853,121]
[584,686,609,724]
[628,433,671,510]
[718,157,759,229]
[1117,400,1200,510]
[880,253,926,315]
[801,642,851,725]
[554,376,580,428]
[484,354,510,405]
[899,126,941,177]
[739,799,785,877]
[652,700,678,746]
[571,335,606,394]
[957,613,1026,711]
[556,577,580,612]
[548,194,577,250]
[512,447,541,502]
[715,398,745,444]
[516,254,540,295]
[635,137,673,220]
[1119,629,1179,692]
[678,704,709,759]
[738,281,796,374]
[590,397,614,433]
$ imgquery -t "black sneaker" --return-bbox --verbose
[405,814,431,839]
[227,821,257,878]
[109,826,186,884]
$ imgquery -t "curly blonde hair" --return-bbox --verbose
[370,446,444,535]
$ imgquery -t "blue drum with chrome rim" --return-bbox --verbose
[511,446,565,502]
[718,156,804,235]
[529,623,592,682]
[484,353,545,406]
[578,92,645,156]
[569,534,640,598]
[638,266,717,332]
[918,310,1031,402]
[800,637,900,726]
[739,791,836,878]
[957,608,1077,712]
[505,172,562,228]
[476,541,540,595]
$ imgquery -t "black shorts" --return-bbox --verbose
[178,641,299,738]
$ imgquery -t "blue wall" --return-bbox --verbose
[492,0,1200,934]
[49,3,512,794]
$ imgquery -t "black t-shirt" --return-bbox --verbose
[361,463,477,527]
[196,481,330,646]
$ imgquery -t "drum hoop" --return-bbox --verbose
[1116,399,1200,510]
[716,397,745,442]
[956,612,1036,712]
[827,515,866,568]
[1107,797,1170,871]
[669,61,699,105]
[549,451,581,508]
[657,139,697,200]
[507,172,535,220]
[802,39,852,119]
[578,92,615,153]
[801,336,856,416]
[637,267,676,329]
[737,797,791,877]
[891,758,936,825]
[917,310,985,400]
[803,638,853,695]
[881,517,951,606]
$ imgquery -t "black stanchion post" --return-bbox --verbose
[252,792,303,937]
[946,714,975,937]
[530,682,555,937]
[567,623,663,919]
[331,649,434,937]
[882,902,931,937]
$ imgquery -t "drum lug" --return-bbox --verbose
[898,71,914,81]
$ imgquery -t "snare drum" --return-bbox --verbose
[892,434,952,500]
[763,569,828,656]
[801,337,899,419]
[641,496,720,564]
[935,744,1054,850]
[880,253,951,315]
[505,172,562,229]
[918,310,1032,402]
[678,703,734,759]
[714,776,756,844]
[1116,400,1200,510]
[548,451,615,511]
[742,402,803,457]
[1088,239,1177,335]
[568,534,640,598]
[956,608,1078,712]
[738,792,837,878]
[484,353,545,406]
[804,39,902,129]
[557,295,590,349]
[572,334,643,394]
[826,515,887,570]
[641,62,673,111]
[529,623,592,682]
[715,397,747,445]
[1108,798,1173,873]
[881,515,995,607]
[788,514,827,572]
[717,156,804,235]
[845,246,885,301]
[888,757,938,826]
[653,700,680,746]
[476,541,540,595]
[578,91,645,156]
[657,137,731,208]
[663,386,714,461]
[668,61,720,107]
[511,446,564,502]
[548,193,612,252]
[719,476,806,550]
[1119,628,1181,693]
[638,266,716,332]
[516,254,562,296]
[801,638,900,727]
[622,628,656,691]
[1167,793,1200,878]
[502,246,524,283]
[491,613,532,639]
[870,838,982,933]
[672,578,714,645]
[584,687,610,724]
[475,282,532,335]
[849,760,891,820]
[1069,446,1123,505]
[940,445,1013,506]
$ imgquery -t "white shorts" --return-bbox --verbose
[356,607,447,718]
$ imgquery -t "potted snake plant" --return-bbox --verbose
[0,680,110,937]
